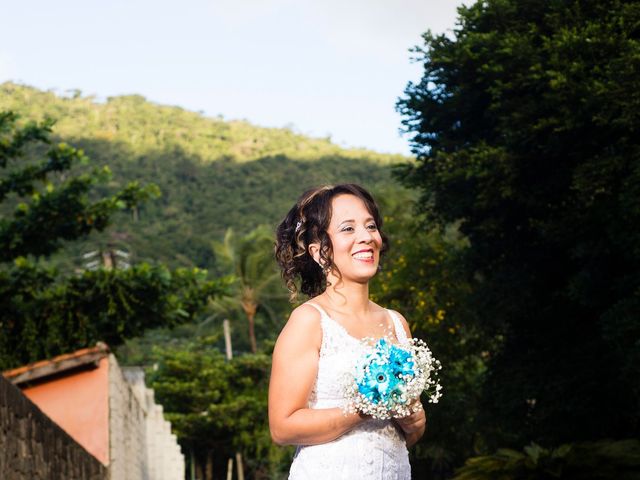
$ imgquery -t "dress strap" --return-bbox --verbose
[387,309,409,344]
[305,302,329,319]
[305,302,351,354]
[307,302,408,344]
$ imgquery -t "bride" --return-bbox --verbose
[270,184,426,479]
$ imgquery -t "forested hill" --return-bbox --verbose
[0,82,410,269]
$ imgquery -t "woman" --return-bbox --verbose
[269,184,426,479]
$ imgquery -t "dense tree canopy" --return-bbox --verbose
[0,112,223,369]
[147,338,290,479]
[0,83,404,270]
[397,0,640,449]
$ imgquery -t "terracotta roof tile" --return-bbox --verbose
[2,342,110,385]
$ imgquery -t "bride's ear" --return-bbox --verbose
[308,243,321,265]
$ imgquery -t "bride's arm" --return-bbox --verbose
[268,304,365,446]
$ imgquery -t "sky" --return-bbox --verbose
[0,0,464,156]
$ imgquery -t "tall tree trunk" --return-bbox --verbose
[206,451,213,480]
[242,299,258,353]
[247,311,257,354]
[236,452,245,480]
[196,460,204,480]
[189,449,196,480]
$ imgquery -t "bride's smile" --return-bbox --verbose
[324,194,382,284]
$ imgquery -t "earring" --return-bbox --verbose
[316,257,330,275]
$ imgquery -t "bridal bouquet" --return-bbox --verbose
[343,338,442,419]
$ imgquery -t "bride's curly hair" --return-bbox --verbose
[275,183,388,301]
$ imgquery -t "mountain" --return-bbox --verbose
[0,82,411,269]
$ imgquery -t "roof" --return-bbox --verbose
[3,342,110,386]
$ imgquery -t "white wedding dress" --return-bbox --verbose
[288,303,411,480]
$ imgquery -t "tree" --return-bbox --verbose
[147,338,292,479]
[0,82,404,270]
[0,111,155,261]
[370,187,490,478]
[0,111,223,369]
[209,226,286,354]
[397,0,640,448]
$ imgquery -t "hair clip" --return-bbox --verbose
[295,221,303,233]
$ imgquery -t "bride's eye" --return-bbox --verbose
[340,226,355,233]
[366,224,378,230]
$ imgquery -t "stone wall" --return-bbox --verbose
[0,375,108,480]
[111,358,185,480]
[123,367,185,480]
[108,354,148,480]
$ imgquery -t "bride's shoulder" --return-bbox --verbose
[278,302,323,341]
[273,303,324,356]
[289,302,323,325]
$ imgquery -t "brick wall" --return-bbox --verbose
[0,375,108,480]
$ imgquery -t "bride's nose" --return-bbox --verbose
[357,227,374,243]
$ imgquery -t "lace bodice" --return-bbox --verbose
[288,303,411,480]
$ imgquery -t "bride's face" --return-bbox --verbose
[324,194,382,284]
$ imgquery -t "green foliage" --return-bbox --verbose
[0,111,159,261]
[0,261,222,370]
[209,226,288,353]
[147,338,292,479]
[452,439,640,480]
[371,189,489,477]
[0,82,408,270]
[0,112,224,369]
[398,0,640,449]
[0,85,404,164]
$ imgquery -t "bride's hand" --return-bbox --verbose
[395,400,427,436]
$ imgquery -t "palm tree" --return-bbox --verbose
[209,226,285,354]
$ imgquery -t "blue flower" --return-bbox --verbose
[389,345,415,377]
[356,339,416,406]
[357,361,399,404]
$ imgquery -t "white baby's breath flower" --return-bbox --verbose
[342,337,442,419]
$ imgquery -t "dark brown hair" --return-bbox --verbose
[274,184,388,301]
